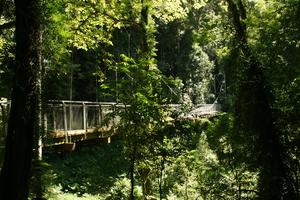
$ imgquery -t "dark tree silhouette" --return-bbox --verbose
[0,0,41,199]
[226,0,296,199]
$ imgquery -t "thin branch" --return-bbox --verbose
[0,21,14,31]
[101,11,141,28]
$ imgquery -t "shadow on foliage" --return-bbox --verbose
[44,140,128,196]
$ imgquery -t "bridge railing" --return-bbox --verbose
[45,101,126,142]
[0,100,124,143]
[0,100,221,143]
[178,103,221,118]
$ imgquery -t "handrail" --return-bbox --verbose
[1,100,221,140]
[48,100,122,106]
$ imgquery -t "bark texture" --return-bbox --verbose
[0,0,40,199]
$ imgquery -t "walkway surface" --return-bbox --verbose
[0,100,221,146]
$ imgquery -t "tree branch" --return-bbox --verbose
[0,21,15,31]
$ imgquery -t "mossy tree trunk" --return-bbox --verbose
[225,0,296,199]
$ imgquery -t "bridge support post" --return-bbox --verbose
[83,103,87,139]
[99,104,103,137]
[63,103,68,143]
[98,104,101,127]
[112,104,116,135]
[52,107,56,130]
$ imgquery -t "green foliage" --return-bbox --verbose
[274,76,300,194]
[0,19,14,98]
[157,116,258,199]
[186,43,215,103]
[222,0,300,197]
[29,160,52,200]
[43,142,128,198]
[203,114,258,199]
[114,52,168,198]
[105,176,143,200]
[1,0,299,198]
[154,0,189,23]
[39,116,259,200]
[163,150,201,199]
[105,176,131,200]
[40,0,73,73]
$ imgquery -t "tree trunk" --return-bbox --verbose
[159,157,165,200]
[31,29,44,200]
[130,146,136,200]
[225,0,296,199]
[0,0,40,199]
[139,166,151,200]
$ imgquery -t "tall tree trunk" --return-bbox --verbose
[225,0,296,199]
[0,0,40,199]
[159,157,165,200]
[140,0,149,54]
[130,147,136,200]
[31,29,44,200]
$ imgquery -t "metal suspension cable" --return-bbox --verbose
[115,65,118,103]
[159,77,183,101]
[124,72,134,97]
[189,80,225,114]
[120,67,224,109]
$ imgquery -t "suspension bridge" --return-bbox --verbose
[0,100,221,151]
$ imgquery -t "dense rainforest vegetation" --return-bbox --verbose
[0,0,299,199]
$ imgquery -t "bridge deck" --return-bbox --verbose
[1,100,221,145]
